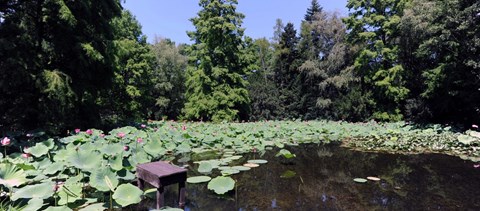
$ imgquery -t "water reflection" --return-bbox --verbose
[133,144,480,210]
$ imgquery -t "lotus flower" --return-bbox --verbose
[86,129,93,135]
[182,125,187,130]
[21,153,31,158]
[473,125,478,129]
[117,132,125,138]
[123,146,129,151]
[1,137,11,146]
[75,128,81,134]
[100,134,105,138]
[141,124,146,128]
[474,164,480,168]
[26,133,33,138]
[137,138,143,143]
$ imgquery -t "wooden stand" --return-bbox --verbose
[136,161,187,209]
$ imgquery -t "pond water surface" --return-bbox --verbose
[134,144,480,210]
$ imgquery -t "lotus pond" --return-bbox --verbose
[0,121,479,210]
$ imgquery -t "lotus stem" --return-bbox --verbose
[109,191,113,210]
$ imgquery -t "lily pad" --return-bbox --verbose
[231,166,251,171]
[221,169,240,176]
[198,162,213,173]
[112,184,143,207]
[207,176,235,194]
[247,159,268,164]
[187,176,212,184]
[353,178,368,183]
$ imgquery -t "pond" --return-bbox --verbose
[133,144,480,210]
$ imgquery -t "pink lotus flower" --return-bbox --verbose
[21,153,31,158]
[123,146,129,151]
[137,138,143,143]
[86,129,93,135]
[117,132,125,138]
[473,125,478,129]
[75,128,81,134]
[182,125,186,130]
[100,134,105,138]
[141,124,146,128]
[1,137,11,146]
[474,164,480,168]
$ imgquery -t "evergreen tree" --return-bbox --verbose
[183,0,252,122]
[305,0,323,22]
[344,0,410,121]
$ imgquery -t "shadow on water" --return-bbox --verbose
[132,144,480,210]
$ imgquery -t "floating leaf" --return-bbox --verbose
[207,176,235,194]
[243,163,259,168]
[22,198,44,211]
[187,176,212,184]
[78,203,107,211]
[143,141,166,157]
[25,142,49,157]
[353,178,368,183]
[221,169,240,176]
[0,163,27,187]
[101,143,124,156]
[231,166,250,171]
[58,182,82,205]
[280,170,297,178]
[67,150,102,172]
[43,162,64,175]
[112,184,143,207]
[458,134,476,145]
[367,176,381,181]
[275,149,296,159]
[11,181,55,201]
[198,162,213,173]
[247,159,268,164]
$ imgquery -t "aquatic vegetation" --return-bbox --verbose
[0,120,478,209]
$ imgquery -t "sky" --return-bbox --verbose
[122,0,349,44]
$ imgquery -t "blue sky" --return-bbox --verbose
[122,0,349,44]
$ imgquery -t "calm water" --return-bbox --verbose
[134,144,480,210]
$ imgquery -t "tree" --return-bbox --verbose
[183,0,252,122]
[305,0,323,22]
[150,37,187,120]
[272,23,303,119]
[344,0,410,121]
[0,0,122,133]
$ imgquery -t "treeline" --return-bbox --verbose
[1,0,479,134]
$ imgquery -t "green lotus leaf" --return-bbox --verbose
[0,163,27,187]
[353,178,368,183]
[44,206,72,211]
[43,162,64,175]
[176,143,192,154]
[280,170,296,178]
[128,151,150,168]
[101,143,124,156]
[198,162,213,173]
[275,149,296,159]
[109,155,124,171]
[117,169,136,180]
[207,176,235,195]
[158,207,184,211]
[221,169,240,176]
[143,140,166,157]
[231,166,250,171]
[67,150,103,172]
[22,198,45,211]
[187,176,212,184]
[89,168,119,192]
[78,203,107,211]
[58,182,82,205]
[25,142,49,157]
[247,159,268,164]
[112,183,143,207]
[11,181,55,201]
[469,131,480,139]
[458,134,476,145]
[218,166,232,171]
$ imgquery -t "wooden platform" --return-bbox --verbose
[137,161,187,209]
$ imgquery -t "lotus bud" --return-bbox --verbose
[1,137,11,146]
[86,129,93,135]
[75,128,81,134]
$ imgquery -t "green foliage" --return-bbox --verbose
[183,0,252,122]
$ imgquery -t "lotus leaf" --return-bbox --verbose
[232,166,251,171]
[108,155,124,171]
[276,149,296,159]
[207,176,235,194]
[458,135,476,145]
[44,206,73,211]
[43,162,64,175]
[11,181,55,201]
[101,143,124,156]
[128,151,151,168]
[247,159,268,164]
[221,169,240,175]
[280,170,296,178]
[117,169,136,180]
[143,140,166,157]
[0,163,27,187]
[25,142,49,157]
[89,168,119,192]
[243,163,259,168]
[187,176,212,184]
[198,162,213,173]
[58,182,82,205]
[469,131,480,139]
[176,143,192,154]
[112,184,143,207]
[67,150,102,172]
[353,178,368,183]
[22,198,45,211]
[78,203,107,211]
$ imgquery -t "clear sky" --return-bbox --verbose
[123,0,349,44]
